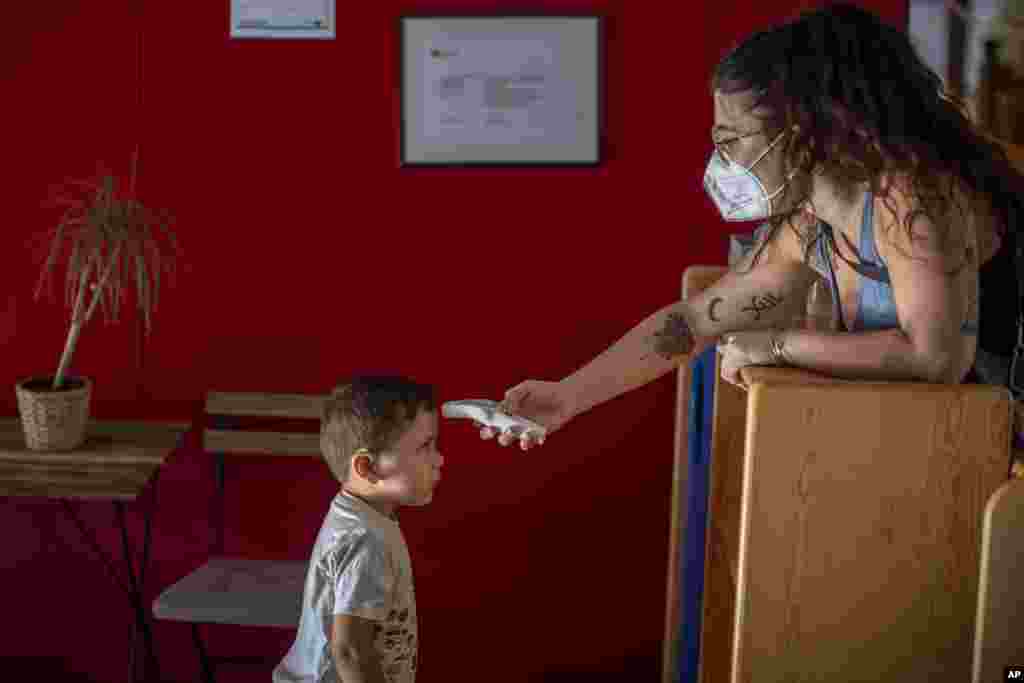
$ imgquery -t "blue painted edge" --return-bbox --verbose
[675,346,716,683]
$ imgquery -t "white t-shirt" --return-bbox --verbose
[273,491,418,683]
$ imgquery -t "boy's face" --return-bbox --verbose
[371,408,443,508]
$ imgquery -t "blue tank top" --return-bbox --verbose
[811,191,980,334]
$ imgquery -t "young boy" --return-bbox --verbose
[273,375,443,683]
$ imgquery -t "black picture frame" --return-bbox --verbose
[398,13,605,168]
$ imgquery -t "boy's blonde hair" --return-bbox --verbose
[321,375,436,484]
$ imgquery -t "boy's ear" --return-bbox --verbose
[352,449,378,483]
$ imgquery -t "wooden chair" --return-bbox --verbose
[973,476,1024,682]
[974,39,1024,145]
[152,391,326,683]
[663,267,730,683]
[663,265,1020,683]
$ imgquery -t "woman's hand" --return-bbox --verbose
[478,380,579,451]
[716,330,781,389]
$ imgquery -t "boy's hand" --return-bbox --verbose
[478,379,578,451]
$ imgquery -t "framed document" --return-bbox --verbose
[230,0,335,40]
[399,15,604,166]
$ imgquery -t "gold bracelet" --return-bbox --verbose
[769,332,791,366]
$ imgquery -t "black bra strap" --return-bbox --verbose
[824,223,891,284]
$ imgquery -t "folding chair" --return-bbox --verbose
[152,392,326,682]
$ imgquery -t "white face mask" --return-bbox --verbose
[703,128,794,222]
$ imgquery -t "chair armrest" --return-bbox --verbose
[742,364,1018,398]
[740,365,847,386]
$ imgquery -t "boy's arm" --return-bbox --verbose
[331,614,387,683]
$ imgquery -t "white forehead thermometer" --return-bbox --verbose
[441,399,547,442]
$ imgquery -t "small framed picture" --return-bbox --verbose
[399,14,604,167]
[230,0,335,40]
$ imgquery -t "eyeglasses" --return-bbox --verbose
[711,129,769,164]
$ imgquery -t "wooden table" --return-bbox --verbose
[0,417,189,683]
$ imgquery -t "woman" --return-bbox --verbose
[480,2,1024,450]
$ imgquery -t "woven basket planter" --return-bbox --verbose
[15,376,92,451]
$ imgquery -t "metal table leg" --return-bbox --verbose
[60,469,162,682]
[191,623,217,683]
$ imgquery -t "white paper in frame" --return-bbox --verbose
[230,0,336,40]
[400,16,603,166]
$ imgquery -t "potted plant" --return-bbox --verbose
[16,152,178,451]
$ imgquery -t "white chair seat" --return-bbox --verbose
[153,557,307,628]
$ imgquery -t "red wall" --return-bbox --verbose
[2,1,905,681]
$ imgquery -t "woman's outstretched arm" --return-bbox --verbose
[563,234,818,416]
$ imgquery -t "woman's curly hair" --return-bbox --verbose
[712,2,1024,276]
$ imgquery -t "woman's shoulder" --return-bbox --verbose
[874,171,996,267]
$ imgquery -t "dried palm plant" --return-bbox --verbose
[33,151,178,390]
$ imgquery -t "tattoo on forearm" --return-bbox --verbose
[708,297,723,322]
[740,293,784,321]
[650,312,695,361]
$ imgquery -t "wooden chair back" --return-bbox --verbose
[205,392,325,456]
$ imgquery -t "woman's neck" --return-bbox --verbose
[800,176,868,236]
